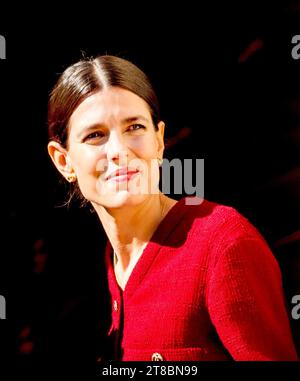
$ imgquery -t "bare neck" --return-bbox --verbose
[93,193,177,272]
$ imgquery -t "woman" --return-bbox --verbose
[47,55,298,361]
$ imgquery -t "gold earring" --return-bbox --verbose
[67,174,76,182]
[158,158,163,167]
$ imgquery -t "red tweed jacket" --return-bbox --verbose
[105,197,298,361]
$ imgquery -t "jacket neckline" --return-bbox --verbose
[105,196,191,299]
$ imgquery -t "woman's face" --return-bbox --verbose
[55,87,165,209]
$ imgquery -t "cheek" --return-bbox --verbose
[130,135,158,159]
[70,147,103,176]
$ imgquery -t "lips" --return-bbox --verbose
[105,167,139,181]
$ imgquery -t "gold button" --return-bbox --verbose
[151,352,164,361]
[113,300,118,312]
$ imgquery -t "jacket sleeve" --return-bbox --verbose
[207,236,299,360]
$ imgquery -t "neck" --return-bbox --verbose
[93,192,176,271]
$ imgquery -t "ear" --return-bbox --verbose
[156,121,165,159]
[47,141,75,181]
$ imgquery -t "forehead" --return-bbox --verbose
[69,87,152,130]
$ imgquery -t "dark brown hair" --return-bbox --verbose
[48,55,161,206]
[48,55,160,148]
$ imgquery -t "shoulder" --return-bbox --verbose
[177,196,276,264]
[180,196,261,244]
[181,197,280,272]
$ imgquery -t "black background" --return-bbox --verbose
[0,0,300,375]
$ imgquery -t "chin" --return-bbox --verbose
[94,191,148,209]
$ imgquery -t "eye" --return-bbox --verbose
[83,131,105,142]
[127,124,146,132]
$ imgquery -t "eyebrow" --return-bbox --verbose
[76,115,150,139]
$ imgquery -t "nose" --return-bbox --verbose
[105,130,128,164]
